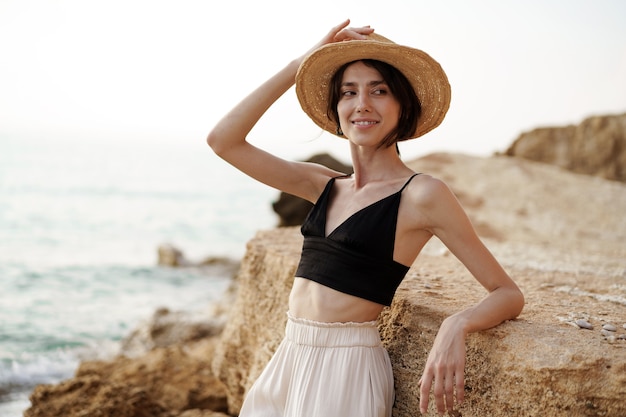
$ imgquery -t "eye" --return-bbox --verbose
[340,89,356,97]
[372,88,388,96]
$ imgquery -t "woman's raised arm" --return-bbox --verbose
[206,20,374,201]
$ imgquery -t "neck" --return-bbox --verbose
[349,143,411,186]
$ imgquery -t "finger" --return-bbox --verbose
[351,27,375,38]
[333,19,350,32]
[418,373,432,414]
[348,25,375,36]
[334,25,374,42]
[334,30,364,42]
[456,368,465,405]
[444,371,455,413]
[433,373,446,415]
[327,19,350,40]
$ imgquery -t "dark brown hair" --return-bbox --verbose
[327,59,422,148]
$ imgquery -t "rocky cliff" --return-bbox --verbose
[504,112,626,182]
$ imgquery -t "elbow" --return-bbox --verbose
[206,130,224,155]
[510,286,525,319]
[206,130,218,151]
[206,127,242,158]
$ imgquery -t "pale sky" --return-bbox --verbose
[1,0,625,161]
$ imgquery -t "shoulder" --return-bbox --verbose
[406,174,458,208]
[402,174,469,233]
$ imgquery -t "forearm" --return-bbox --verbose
[207,58,301,155]
[448,285,524,336]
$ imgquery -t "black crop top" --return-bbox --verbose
[295,173,419,306]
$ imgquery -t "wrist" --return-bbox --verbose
[443,312,471,337]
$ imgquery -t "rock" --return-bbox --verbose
[212,226,626,417]
[211,229,301,415]
[25,343,229,417]
[158,243,190,266]
[157,244,240,275]
[504,113,626,182]
[601,329,614,338]
[120,306,228,358]
[272,153,352,226]
[603,323,618,332]
[212,153,626,417]
[411,153,625,276]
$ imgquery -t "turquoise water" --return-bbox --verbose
[0,133,277,416]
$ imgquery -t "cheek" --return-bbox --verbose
[386,102,402,123]
[336,102,351,123]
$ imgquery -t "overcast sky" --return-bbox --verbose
[1,0,625,161]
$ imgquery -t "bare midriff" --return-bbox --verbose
[289,277,385,323]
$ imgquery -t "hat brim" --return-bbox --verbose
[295,34,451,140]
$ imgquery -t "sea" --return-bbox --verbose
[0,132,279,416]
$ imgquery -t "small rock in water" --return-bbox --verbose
[575,319,593,330]
[602,323,617,332]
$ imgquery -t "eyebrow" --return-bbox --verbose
[340,80,386,88]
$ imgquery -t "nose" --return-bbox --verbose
[356,93,371,112]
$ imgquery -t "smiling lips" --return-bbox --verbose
[352,119,378,126]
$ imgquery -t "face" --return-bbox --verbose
[336,61,401,147]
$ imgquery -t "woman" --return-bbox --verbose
[207,20,524,417]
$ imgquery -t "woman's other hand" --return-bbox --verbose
[418,316,467,415]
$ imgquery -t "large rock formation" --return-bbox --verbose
[213,153,626,417]
[504,112,626,182]
[25,152,626,417]
[25,306,234,417]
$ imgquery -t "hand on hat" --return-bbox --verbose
[301,19,374,61]
[331,19,374,42]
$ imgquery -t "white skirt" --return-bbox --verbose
[238,312,394,417]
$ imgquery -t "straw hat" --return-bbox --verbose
[295,33,451,139]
